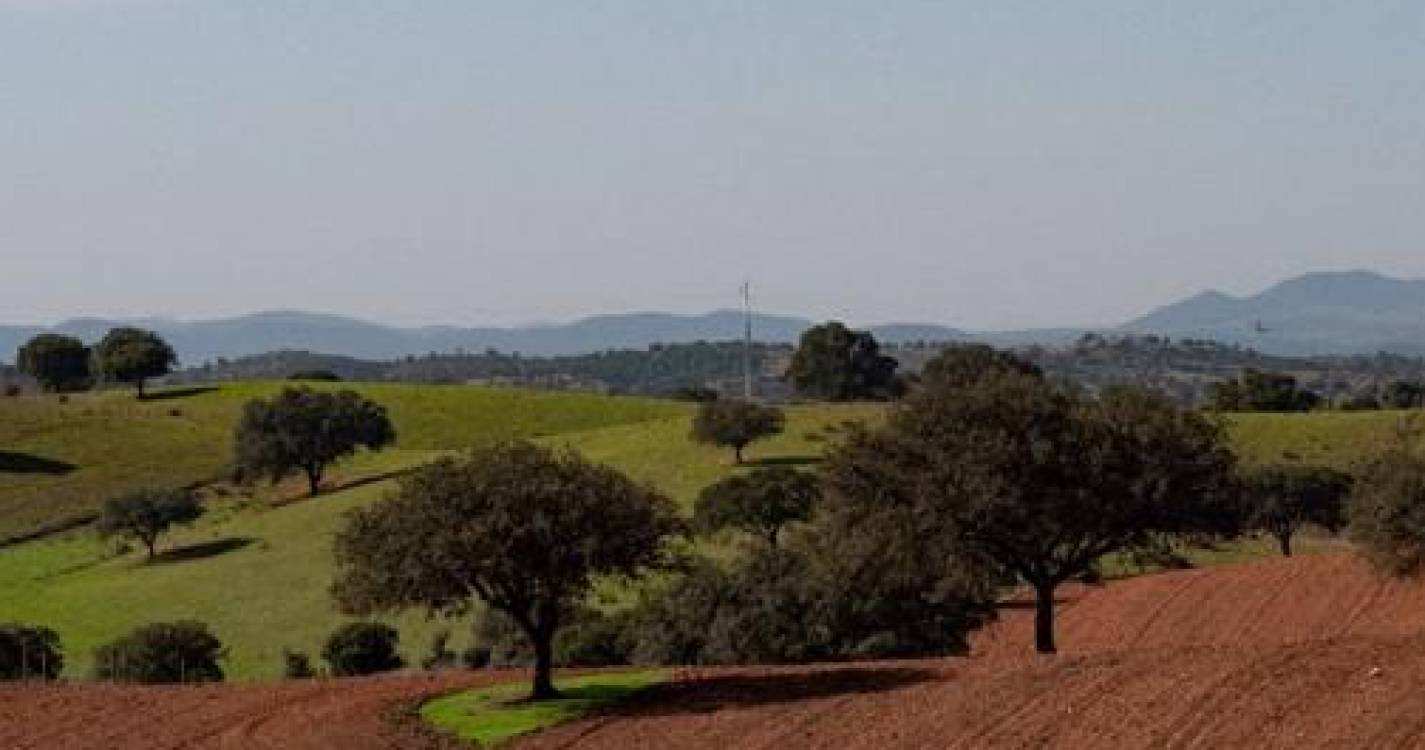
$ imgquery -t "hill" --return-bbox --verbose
[0,383,685,543]
[1127,270,1425,356]
[0,391,872,680]
[0,310,972,365]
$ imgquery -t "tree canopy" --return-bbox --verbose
[1209,370,1320,412]
[693,466,819,547]
[690,400,785,464]
[92,327,176,398]
[332,440,681,698]
[234,387,395,496]
[16,334,91,393]
[823,374,1239,654]
[787,322,900,401]
[96,488,205,560]
[1242,464,1352,556]
[917,343,1042,390]
[1349,433,1425,577]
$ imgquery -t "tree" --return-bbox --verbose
[321,622,404,676]
[16,334,91,393]
[690,400,784,464]
[1242,464,1352,556]
[918,344,1041,389]
[92,327,176,399]
[0,624,63,681]
[92,621,225,683]
[1209,370,1320,412]
[96,488,204,560]
[693,466,818,547]
[1382,380,1425,410]
[823,374,1239,655]
[1349,437,1425,576]
[234,387,395,496]
[787,322,899,401]
[332,441,681,699]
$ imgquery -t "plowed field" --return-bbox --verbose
[9,553,1425,749]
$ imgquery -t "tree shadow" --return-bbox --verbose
[600,666,940,718]
[151,537,255,564]
[0,451,77,475]
[141,386,221,402]
[747,455,823,469]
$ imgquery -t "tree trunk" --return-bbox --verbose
[1034,581,1057,655]
[136,379,146,400]
[531,634,559,700]
[306,467,322,497]
[144,535,157,560]
[734,445,744,464]
[1277,531,1293,557]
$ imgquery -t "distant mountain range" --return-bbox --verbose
[2,270,1422,364]
[1124,270,1425,356]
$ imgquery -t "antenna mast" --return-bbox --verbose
[742,280,753,401]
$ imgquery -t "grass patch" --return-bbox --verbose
[422,670,666,747]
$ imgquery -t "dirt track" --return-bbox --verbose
[8,553,1425,749]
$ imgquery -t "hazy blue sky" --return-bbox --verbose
[3,2,1423,329]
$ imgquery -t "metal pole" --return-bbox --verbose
[742,280,753,401]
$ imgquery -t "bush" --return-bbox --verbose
[282,648,316,679]
[288,370,343,382]
[322,622,403,677]
[1350,444,1425,576]
[92,621,225,683]
[0,624,64,681]
[461,646,492,670]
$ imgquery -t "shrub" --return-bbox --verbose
[0,624,64,681]
[282,648,316,679]
[322,622,403,677]
[1350,443,1425,576]
[92,621,224,683]
[288,370,343,382]
[461,646,492,670]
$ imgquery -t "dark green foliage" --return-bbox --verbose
[1349,436,1425,576]
[461,645,492,669]
[1243,464,1353,556]
[824,374,1239,654]
[321,622,404,677]
[288,370,343,382]
[669,386,720,402]
[331,440,681,699]
[628,542,993,665]
[1209,370,1321,412]
[92,327,176,398]
[234,386,395,496]
[1382,380,1425,409]
[282,648,316,679]
[95,488,204,560]
[92,621,225,683]
[787,322,899,401]
[918,343,1042,389]
[16,334,91,393]
[473,608,636,668]
[0,624,63,681]
[693,466,818,547]
[690,400,785,464]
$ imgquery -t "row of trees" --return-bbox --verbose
[15,328,176,398]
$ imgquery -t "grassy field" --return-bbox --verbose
[421,670,667,747]
[0,392,870,679]
[0,382,686,542]
[0,383,1416,681]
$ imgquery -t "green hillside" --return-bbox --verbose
[0,389,869,680]
[1225,409,1418,469]
[0,382,685,542]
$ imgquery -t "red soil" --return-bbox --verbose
[8,553,1425,749]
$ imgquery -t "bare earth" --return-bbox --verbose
[9,553,1425,749]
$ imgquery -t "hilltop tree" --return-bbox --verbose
[234,387,395,496]
[694,466,819,547]
[787,322,899,401]
[918,343,1042,389]
[824,374,1239,655]
[1243,464,1352,556]
[92,327,176,399]
[16,334,91,393]
[332,441,681,699]
[691,400,785,464]
[96,488,205,560]
[1209,370,1320,412]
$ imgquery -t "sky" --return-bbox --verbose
[2,2,1424,330]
